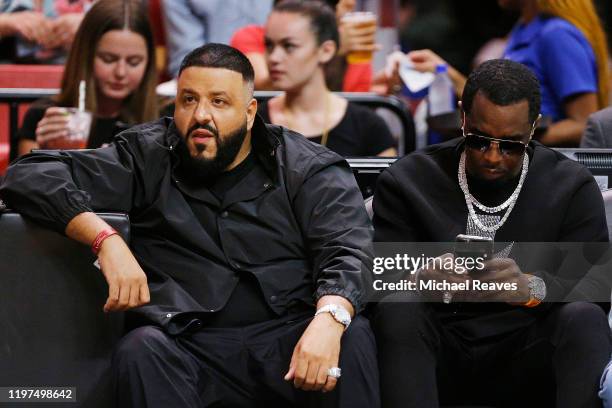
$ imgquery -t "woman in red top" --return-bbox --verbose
[231,0,374,92]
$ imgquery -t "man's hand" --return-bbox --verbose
[284,312,344,392]
[97,235,150,312]
[65,212,150,313]
[0,11,51,44]
[417,253,470,301]
[467,258,530,303]
[43,13,83,49]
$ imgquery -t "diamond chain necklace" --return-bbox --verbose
[458,152,529,233]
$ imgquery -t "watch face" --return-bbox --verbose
[529,277,546,300]
[317,304,351,327]
[334,308,351,325]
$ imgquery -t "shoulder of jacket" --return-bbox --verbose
[389,139,459,173]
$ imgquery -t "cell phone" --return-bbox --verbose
[454,234,493,274]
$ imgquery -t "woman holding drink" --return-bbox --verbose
[259,0,397,157]
[231,0,378,92]
[386,0,608,147]
[17,0,158,155]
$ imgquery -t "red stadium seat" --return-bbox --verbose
[0,64,64,89]
[0,65,63,175]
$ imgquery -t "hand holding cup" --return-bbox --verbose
[36,107,92,149]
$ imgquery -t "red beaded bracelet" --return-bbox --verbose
[91,228,118,255]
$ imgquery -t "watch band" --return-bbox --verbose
[523,298,542,308]
[315,304,351,330]
[523,274,546,308]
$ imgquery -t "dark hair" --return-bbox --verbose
[462,59,541,123]
[273,0,339,50]
[178,43,255,92]
[57,0,157,124]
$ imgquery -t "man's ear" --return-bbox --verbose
[318,39,337,65]
[246,97,258,131]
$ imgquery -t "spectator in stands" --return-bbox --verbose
[0,0,92,63]
[17,0,158,156]
[389,0,609,147]
[1,42,379,408]
[581,106,612,148]
[162,0,273,78]
[260,0,397,157]
[371,59,610,407]
[231,0,376,92]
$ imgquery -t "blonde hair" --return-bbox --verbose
[538,0,610,108]
[56,0,158,124]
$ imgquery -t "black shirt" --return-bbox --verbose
[18,98,129,149]
[182,152,276,327]
[373,138,608,243]
[373,138,608,339]
[259,101,396,157]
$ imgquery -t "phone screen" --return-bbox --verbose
[454,234,493,274]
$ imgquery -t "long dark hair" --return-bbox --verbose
[56,0,158,123]
[273,0,340,50]
[273,0,344,89]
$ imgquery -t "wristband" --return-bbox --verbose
[523,298,542,308]
[91,228,118,255]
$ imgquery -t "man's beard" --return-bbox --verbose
[176,121,248,185]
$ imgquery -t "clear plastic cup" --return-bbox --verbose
[341,11,377,64]
[44,108,92,150]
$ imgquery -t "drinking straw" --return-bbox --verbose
[78,80,85,112]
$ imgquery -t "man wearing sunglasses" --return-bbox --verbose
[371,59,610,407]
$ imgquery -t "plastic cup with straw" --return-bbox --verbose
[62,80,93,149]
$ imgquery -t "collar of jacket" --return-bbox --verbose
[164,114,282,182]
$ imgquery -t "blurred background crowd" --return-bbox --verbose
[1,0,612,173]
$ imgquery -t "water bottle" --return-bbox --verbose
[428,64,455,117]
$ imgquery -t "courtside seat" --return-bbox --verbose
[602,189,612,241]
[0,210,127,408]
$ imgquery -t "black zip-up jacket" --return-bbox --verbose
[1,115,373,334]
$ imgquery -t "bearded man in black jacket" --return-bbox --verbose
[372,59,611,408]
[0,43,379,408]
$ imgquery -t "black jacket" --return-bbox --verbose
[373,138,608,243]
[1,115,373,333]
[373,138,609,335]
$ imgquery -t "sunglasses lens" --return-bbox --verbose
[465,134,525,155]
[499,141,526,155]
[465,134,490,151]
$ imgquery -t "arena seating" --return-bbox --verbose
[2,173,612,405]
[0,89,416,176]
[0,66,63,175]
[0,210,127,407]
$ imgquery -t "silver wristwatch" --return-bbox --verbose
[315,304,351,330]
[527,275,546,303]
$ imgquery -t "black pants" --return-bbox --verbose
[372,297,611,408]
[112,313,379,408]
